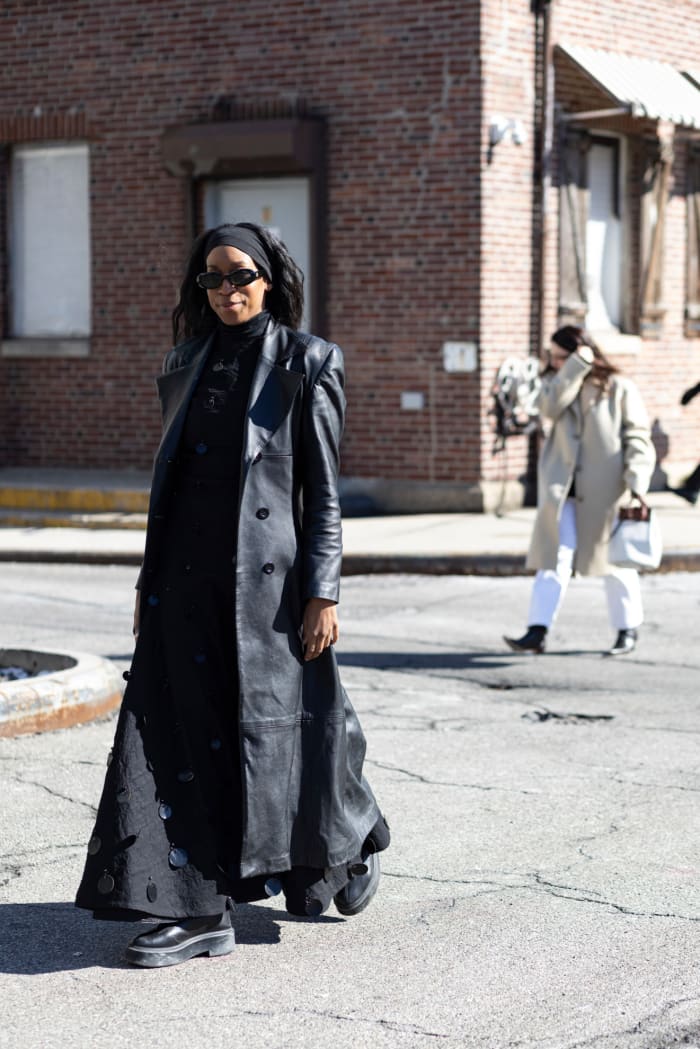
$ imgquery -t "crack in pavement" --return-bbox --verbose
[64,970,113,1003]
[576,826,620,862]
[0,849,85,883]
[355,706,482,731]
[8,774,97,815]
[290,1007,450,1039]
[365,758,539,794]
[387,871,522,886]
[531,873,700,923]
[0,864,22,888]
[384,870,700,924]
[131,1006,449,1039]
[0,754,105,767]
[0,842,85,862]
[533,993,700,1049]
[611,773,700,794]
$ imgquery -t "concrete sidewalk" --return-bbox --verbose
[0,487,697,573]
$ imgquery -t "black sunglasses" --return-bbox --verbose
[196,268,262,290]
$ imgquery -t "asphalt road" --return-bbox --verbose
[1,564,699,1049]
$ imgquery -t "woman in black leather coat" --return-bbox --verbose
[75,223,389,967]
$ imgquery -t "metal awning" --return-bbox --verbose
[557,43,700,129]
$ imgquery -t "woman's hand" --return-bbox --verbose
[302,598,339,661]
[133,593,140,640]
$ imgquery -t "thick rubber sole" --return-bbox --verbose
[503,636,545,655]
[124,928,236,968]
[334,854,380,916]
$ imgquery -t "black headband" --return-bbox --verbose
[203,224,272,281]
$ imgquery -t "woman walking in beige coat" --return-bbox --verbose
[504,326,656,656]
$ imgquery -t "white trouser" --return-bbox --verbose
[527,499,643,631]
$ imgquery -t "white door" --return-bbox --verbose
[204,177,312,329]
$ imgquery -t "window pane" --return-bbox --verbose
[10,144,91,337]
[586,142,622,331]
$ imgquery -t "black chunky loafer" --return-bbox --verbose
[334,852,380,916]
[124,908,235,968]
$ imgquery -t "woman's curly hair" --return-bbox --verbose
[171,222,305,343]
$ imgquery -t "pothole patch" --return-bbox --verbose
[522,707,615,725]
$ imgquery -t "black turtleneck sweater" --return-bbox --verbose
[179,311,269,482]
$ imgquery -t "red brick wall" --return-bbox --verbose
[1,0,699,492]
[479,0,538,486]
[0,0,484,483]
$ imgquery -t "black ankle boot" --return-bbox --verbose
[124,905,236,968]
[503,625,547,654]
[606,628,637,656]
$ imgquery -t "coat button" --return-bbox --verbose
[262,563,275,574]
[195,441,208,455]
[256,508,269,520]
[168,846,189,869]
[147,594,159,607]
[97,872,115,894]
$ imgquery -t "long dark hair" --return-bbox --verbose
[171,222,305,343]
[550,325,619,388]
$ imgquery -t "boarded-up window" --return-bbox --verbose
[9,143,91,337]
[558,129,589,327]
[639,132,672,339]
[686,144,700,338]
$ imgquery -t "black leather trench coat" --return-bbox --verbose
[138,318,381,879]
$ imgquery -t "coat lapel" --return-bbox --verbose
[242,323,304,472]
[155,332,214,461]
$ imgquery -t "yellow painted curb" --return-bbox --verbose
[0,486,149,513]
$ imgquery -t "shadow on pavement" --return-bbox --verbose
[0,900,340,974]
[337,651,519,670]
[337,649,623,669]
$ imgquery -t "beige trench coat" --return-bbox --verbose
[526,347,656,576]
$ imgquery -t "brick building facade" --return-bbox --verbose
[1,0,698,510]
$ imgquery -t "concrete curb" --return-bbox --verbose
[341,552,700,575]
[0,549,699,574]
[0,648,124,738]
[0,549,144,566]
